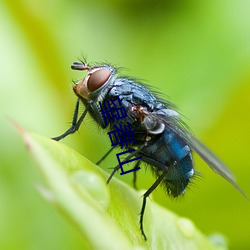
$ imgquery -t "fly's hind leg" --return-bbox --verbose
[132,160,141,189]
[140,172,167,240]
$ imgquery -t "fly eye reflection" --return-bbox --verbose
[87,68,111,92]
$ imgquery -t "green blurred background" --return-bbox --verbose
[1,0,250,249]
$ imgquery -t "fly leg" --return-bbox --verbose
[96,147,115,165]
[132,160,141,189]
[140,172,167,240]
[52,99,89,141]
[106,144,146,184]
[106,164,121,184]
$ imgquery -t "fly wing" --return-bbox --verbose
[150,110,247,198]
[186,133,236,180]
[170,122,247,198]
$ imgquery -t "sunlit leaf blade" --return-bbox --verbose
[18,127,226,250]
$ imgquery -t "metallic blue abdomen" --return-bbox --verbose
[140,128,194,197]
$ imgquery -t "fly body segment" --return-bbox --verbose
[52,60,246,240]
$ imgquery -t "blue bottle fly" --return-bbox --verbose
[52,60,246,240]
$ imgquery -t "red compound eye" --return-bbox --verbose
[87,68,111,92]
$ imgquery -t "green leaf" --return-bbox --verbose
[19,128,226,250]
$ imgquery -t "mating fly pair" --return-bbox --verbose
[52,60,246,240]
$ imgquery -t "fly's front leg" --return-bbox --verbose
[52,99,89,141]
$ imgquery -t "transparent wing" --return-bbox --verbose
[171,122,247,198]
[148,110,247,198]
